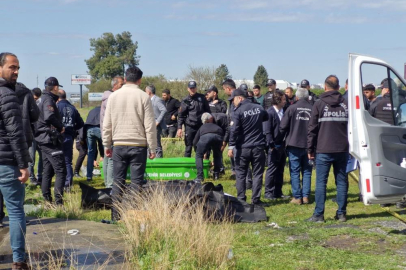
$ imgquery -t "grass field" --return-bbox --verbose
[23,106,406,269]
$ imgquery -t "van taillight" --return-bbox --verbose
[366,179,371,193]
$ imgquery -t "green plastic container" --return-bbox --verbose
[100,157,210,180]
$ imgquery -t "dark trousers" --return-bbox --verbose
[184,125,199,157]
[195,134,223,180]
[156,126,163,158]
[235,146,266,203]
[265,146,286,198]
[74,142,87,174]
[168,126,177,138]
[63,134,74,187]
[40,143,67,205]
[29,140,43,182]
[111,146,148,221]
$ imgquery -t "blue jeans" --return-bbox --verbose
[87,127,103,179]
[314,152,349,216]
[0,165,26,262]
[287,147,312,199]
[63,134,74,187]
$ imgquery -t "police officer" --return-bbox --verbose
[177,81,211,157]
[206,85,227,113]
[369,79,399,124]
[228,89,268,204]
[35,77,66,205]
[263,79,278,110]
[279,88,313,205]
[300,79,318,105]
[57,89,84,190]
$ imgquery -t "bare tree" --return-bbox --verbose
[185,65,216,91]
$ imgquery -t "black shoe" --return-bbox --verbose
[264,195,277,201]
[331,198,337,203]
[74,172,81,178]
[306,214,324,223]
[64,186,72,193]
[86,177,92,182]
[220,167,226,175]
[396,201,406,209]
[334,213,347,222]
[252,200,265,205]
[230,174,236,180]
[213,173,219,180]
[26,220,30,226]
[359,194,363,202]
[29,178,40,186]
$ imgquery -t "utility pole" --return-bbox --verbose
[36,75,39,87]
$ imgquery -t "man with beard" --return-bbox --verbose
[206,85,227,113]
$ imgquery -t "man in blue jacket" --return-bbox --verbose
[57,89,84,190]
[228,89,268,204]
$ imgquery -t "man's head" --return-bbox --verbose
[0,52,19,85]
[266,79,276,92]
[58,89,67,101]
[145,85,156,97]
[162,89,171,101]
[205,85,218,101]
[32,88,42,101]
[111,76,124,91]
[253,84,261,97]
[324,75,340,92]
[295,87,309,101]
[285,87,294,99]
[228,88,247,107]
[201,112,214,124]
[125,67,143,85]
[363,84,376,101]
[239,83,248,92]
[187,80,197,96]
[300,79,310,90]
[44,77,63,95]
[272,90,286,108]
[222,79,236,97]
[381,78,392,96]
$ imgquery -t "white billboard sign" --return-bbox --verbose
[88,93,103,101]
[71,74,91,85]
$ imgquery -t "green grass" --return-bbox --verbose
[22,106,406,269]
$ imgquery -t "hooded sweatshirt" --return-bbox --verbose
[307,90,348,154]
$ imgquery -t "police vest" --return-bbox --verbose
[375,98,394,125]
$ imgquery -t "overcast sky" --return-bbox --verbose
[2,0,406,94]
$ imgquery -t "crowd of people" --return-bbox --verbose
[0,50,400,269]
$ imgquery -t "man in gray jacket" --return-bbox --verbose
[146,85,167,158]
[100,76,123,188]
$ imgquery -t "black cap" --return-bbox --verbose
[45,77,63,88]
[228,88,247,101]
[188,81,197,89]
[382,80,389,89]
[239,83,248,91]
[266,79,276,86]
[205,85,218,93]
[300,79,310,88]
[363,84,376,91]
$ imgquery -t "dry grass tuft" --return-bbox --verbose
[117,186,235,269]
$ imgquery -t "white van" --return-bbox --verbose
[348,54,406,205]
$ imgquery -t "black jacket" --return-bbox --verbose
[34,91,64,145]
[85,106,101,127]
[208,98,227,114]
[308,90,318,105]
[229,99,268,149]
[0,79,30,168]
[279,99,313,149]
[212,113,229,142]
[177,93,211,128]
[193,123,224,146]
[265,106,285,149]
[15,83,40,148]
[283,95,296,111]
[369,94,394,125]
[307,91,348,154]
[262,90,276,110]
[164,97,181,126]
[57,100,84,137]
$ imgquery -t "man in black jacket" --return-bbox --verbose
[300,79,318,105]
[162,89,180,138]
[228,89,268,204]
[206,85,227,114]
[177,81,211,157]
[264,90,289,200]
[279,88,313,205]
[30,88,43,185]
[85,106,104,181]
[193,113,224,182]
[263,79,278,110]
[35,77,66,205]
[307,75,349,223]
[57,89,84,190]
[0,52,31,269]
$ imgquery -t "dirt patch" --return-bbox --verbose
[322,235,358,250]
